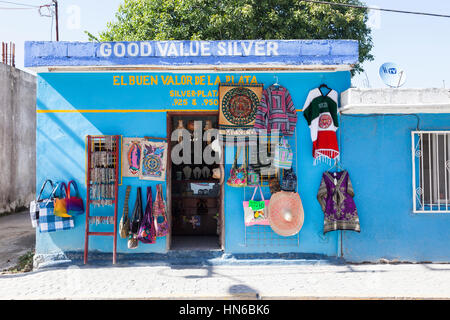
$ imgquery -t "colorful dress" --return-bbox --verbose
[303,87,339,164]
[317,170,360,234]
[254,85,297,136]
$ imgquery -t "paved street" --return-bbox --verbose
[1,212,449,300]
[0,212,34,271]
[1,262,449,299]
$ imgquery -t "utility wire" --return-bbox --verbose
[0,1,40,7]
[0,6,35,9]
[0,1,52,10]
[300,0,450,19]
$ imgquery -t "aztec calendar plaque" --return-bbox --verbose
[219,83,263,133]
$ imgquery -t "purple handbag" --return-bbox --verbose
[66,180,85,216]
[137,186,156,244]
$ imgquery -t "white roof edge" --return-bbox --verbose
[28,64,353,73]
[341,88,450,114]
[340,103,450,114]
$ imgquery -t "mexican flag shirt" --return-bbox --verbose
[303,87,339,164]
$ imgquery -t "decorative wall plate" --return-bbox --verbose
[218,83,263,133]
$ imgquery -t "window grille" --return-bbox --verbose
[412,131,450,213]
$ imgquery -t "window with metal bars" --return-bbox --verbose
[412,131,450,213]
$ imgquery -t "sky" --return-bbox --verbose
[0,0,449,89]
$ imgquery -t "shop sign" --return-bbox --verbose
[25,40,359,67]
[99,40,280,58]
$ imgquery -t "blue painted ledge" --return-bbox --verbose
[33,250,346,269]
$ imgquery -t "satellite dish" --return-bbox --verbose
[379,62,407,88]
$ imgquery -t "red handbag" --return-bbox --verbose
[153,184,169,237]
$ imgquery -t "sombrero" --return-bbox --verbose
[268,191,304,237]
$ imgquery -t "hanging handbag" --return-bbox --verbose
[128,234,139,249]
[119,185,131,239]
[128,187,143,249]
[53,182,72,218]
[243,185,270,226]
[130,186,143,235]
[281,168,297,192]
[38,182,75,233]
[269,177,281,194]
[153,184,169,237]
[226,146,247,187]
[66,180,84,216]
[273,137,293,169]
[246,165,260,187]
[29,179,54,228]
[138,186,157,244]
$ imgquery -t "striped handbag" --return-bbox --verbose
[273,138,293,169]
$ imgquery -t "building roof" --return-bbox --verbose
[24,40,359,73]
[341,88,450,114]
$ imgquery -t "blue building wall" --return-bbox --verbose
[35,71,351,257]
[340,114,450,262]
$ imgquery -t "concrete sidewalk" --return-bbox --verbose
[1,262,449,299]
[0,211,35,271]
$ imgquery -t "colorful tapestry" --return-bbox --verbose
[139,140,168,181]
[121,138,144,178]
[218,83,263,135]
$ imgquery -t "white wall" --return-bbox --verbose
[0,63,36,214]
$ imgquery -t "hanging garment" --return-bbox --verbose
[317,170,360,234]
[254,85,297,137]
[303,87,339,165]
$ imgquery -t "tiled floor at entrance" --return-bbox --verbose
[171,236,221,251]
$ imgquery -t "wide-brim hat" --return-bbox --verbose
[268,191,304,237]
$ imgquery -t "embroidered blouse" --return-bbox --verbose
[254,85,297,136]
[317,170,360,234]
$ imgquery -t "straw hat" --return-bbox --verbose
[268,191,304,237]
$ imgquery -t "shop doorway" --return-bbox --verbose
[166,112,224,251]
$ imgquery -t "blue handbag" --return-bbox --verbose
[29,179,54,228]
[38,182,75,233]
[281,169,297,192]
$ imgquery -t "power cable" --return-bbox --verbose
[0,1,52,10]
[300,0,450,19]
[0,1,39,7]
[0,6,35,9]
